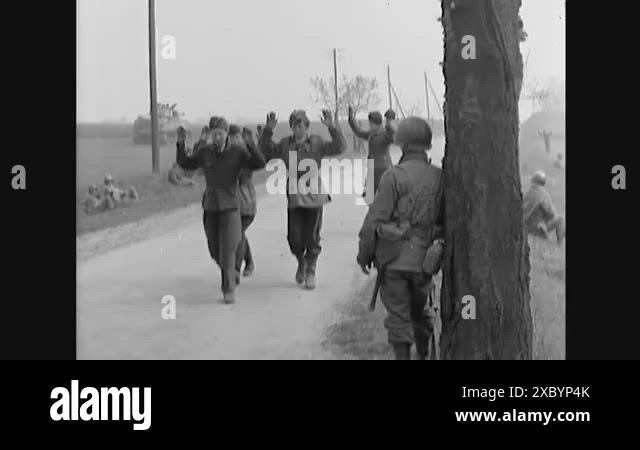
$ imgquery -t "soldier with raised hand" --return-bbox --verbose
[176,117,266,304]
[348,106,395,196]
[357,117,443,360]
[259,108,346,290]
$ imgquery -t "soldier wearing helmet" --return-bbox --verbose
[357,116,444,360]
[523,170,565,243]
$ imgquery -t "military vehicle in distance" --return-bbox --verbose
[133,103,191,145]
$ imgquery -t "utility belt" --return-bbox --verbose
[375,221,443,276]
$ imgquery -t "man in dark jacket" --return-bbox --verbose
[228,125,258,277]
[357,117,443,360]
[176,117,266,303]
[347,107,395,196]
[259,109,346,289]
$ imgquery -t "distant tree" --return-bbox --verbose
[341,75,381,118]
[406,100,425,117]
[310,74,380,122]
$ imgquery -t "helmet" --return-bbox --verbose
[531,171,546,186]
[104,174,114,184]
[395,117,432,149]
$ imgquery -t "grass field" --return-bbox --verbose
[76,120,444,236]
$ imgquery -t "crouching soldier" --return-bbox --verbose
[523,171,565,244]
[357,117,443,360]
[176,118,266,303]
[228,125,257,277]
[259,109,346,289]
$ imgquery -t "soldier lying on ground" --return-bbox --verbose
[82,184,114,215]
[168,162,198,188]
[523,171,565,244]
[103,173,140,207]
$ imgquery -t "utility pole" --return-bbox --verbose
[390,82,406,118]
[148,0,160,174]
[426,75,444,116]
[424,71,432,126]
[333,48,339,123]
[387,65,393,110]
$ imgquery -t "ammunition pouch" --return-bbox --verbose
[374,221,410,268]
[422,240,444,275]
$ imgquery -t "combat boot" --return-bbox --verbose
[392,342,411,360]
[295,256,306,285]
[223,290,236,304]
[304,258,317,290]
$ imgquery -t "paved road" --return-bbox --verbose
[77,164,373,359]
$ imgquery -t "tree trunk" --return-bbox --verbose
[439,0,531,359]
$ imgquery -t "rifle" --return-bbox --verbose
[369,268,383,311]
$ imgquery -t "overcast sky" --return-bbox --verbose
[77,0,565,123]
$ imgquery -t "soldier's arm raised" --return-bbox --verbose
[176,126,201,171]
[318,109,346,156]
[348,110,370,140]
[239,128,266,170]
[259,112,284,161]
[321,124,347,156]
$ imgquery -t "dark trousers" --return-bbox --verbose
[380,270,436,356]
[363,168,390,198]
[203,209,242,294]
[235,214,255,272]
[287,207,323,272]
[373,168,388,193]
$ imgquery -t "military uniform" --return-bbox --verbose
[259,111,346,287]
[176,132,266,299]
[523,182,565,243]
[357,117,443,360]
[348,113,394,194]
[235,167,257,276]
[82,186,114,215]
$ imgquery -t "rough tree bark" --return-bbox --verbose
[439,0,532,359]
